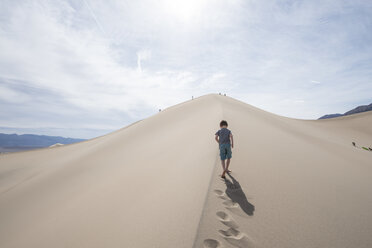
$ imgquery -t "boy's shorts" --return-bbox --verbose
[219,143,232,160]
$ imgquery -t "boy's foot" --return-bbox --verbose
[221,174,226,179]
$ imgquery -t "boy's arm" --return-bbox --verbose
[215,134,219,144]
[230,133,234,148]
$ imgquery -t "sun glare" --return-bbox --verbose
[163,0,207,22]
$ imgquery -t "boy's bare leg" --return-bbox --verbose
[221,160,226,178]
[226,158,231,172]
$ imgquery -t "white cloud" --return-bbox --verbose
[0,0,371,137]
[0,84,30,104]
[136,49,151,72]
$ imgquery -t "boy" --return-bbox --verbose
[215,120,234,179]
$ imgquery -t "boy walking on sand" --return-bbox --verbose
[215,120,234,179]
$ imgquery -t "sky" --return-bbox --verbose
[0,0,371,139]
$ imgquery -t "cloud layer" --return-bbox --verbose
[0,0,371,138]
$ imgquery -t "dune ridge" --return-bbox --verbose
[1,94,371,248]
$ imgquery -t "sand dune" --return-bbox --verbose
[0,94,371,248]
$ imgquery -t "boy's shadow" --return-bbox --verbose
[223,173,255,216]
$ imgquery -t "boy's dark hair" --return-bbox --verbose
[220,120,228,127]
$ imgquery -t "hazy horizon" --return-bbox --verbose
[0,95,371,139]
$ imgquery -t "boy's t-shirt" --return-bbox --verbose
[215,128,232,144]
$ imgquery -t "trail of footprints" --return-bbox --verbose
[202,190,255,248]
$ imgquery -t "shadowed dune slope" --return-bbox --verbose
[1,94,371,248]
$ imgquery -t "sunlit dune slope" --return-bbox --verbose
[1,94,371,248]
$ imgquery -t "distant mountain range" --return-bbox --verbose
[319,103,372,119]
[0,133,86,153]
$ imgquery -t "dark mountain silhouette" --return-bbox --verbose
[0,133,85,152]
[319,103,372,119]
[318,113,343,119]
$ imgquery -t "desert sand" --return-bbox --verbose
[0,94,371,248]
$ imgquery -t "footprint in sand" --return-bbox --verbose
[216,211,239,229]
[214,189,227,200]
[218,227,240,237]
[203,239,222,248]
[218,228,255,248]
[222,199,239,208]
[222,199,250,218]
